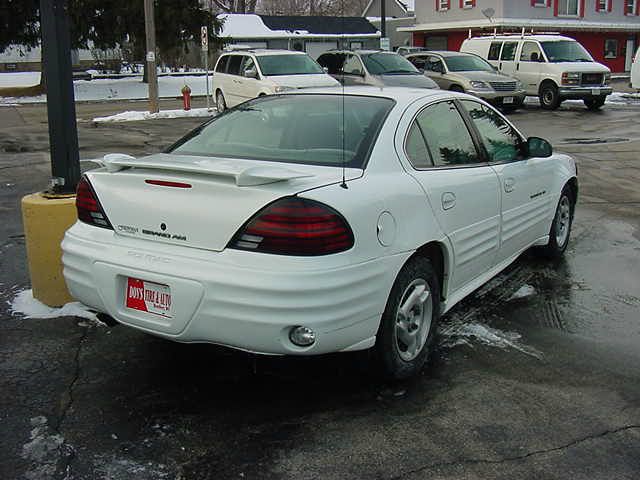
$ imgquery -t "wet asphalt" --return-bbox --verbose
[1,96,639,479]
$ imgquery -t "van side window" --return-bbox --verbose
[500,42,518,61]
[227,55,243,76]
[215,56,229,73]
[488,42,502,61]
[520,42,543,62]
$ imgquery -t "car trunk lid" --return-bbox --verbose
[88,153,361,252]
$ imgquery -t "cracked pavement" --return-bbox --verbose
[1,96,640,479]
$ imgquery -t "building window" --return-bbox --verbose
[557,0,580,16]
[531,0,548,6]
[604,39,618,58]
[460,0,475,8]
[596,0,607,11]
[625,0,638,15]
[437,0,450,11]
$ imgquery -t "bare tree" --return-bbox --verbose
[258,0,366,16]
[211,0,259,13]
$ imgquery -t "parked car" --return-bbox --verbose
[406,51,526,111]
[317,50,439,89]
[63,87,577,380]
[212,49,340,112]
[632,46,640,90]
[461,34,612,110]
[396,46,426,56]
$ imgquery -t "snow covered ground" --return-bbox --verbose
[9,289,102,324]
[0,74,212,104]
[0,71,41,88]
[93,107,216,123]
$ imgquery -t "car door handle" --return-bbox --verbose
[504,177,516,193]
[442,192,456,210]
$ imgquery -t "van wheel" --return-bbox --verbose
[539,83,561,110]
[374,256,440,380]
[449,85,464,93]
[584,97,606,110]
[216,91,226,113]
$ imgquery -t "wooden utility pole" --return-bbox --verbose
[144,0,159,113]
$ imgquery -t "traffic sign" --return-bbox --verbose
[201,26,208,52]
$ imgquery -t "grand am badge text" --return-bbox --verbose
[142,229,187,241]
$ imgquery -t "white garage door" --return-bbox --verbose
[305,41,338,60]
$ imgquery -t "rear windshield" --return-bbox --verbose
[169,94,395,168]
[256,54,324,76]
[360,53,420,75]
[541,41,593,63]
[444,55,494,72]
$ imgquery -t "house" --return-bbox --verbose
[398,0,640,72]
[218,14,381,59]
[362,0,417,49]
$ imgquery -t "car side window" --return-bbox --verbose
[488,42,502,61]
[405,122,433,168]
[241,56,256,75]
[215,55,230,73]
[520,42,543,62]
[414,101,481,167]
[500,42,518,61]
[227,55,243,76]
[317,53,344,75]
[460,100,524,163]
[343,55,364,75]
[408,56,426,70]
[426,56,444,73]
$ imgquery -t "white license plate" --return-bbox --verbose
[125,277,172,318]
[503,97,514,104]
[591,89,600,95]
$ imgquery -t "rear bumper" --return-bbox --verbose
[558,86,612,98]
[62,222,407,355]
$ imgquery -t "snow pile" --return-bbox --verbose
[10,288,100,323]
[0,75,212,104]
[440,320,543,359]
[93,107,215,123]
[0,71,41,88]
[509,284,536,300]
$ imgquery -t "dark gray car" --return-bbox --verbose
[317,50,439,90]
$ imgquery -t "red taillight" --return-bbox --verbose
[229,197,354,256]
[75,176,113,230]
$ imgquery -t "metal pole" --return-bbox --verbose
[205,53,210,111]
[39,0,80,194]
[144,0,159,113]
[381,0,386,39]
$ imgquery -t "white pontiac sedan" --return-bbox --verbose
[62,87,578,379]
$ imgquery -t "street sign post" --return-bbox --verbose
[202,26,210,111]
[144,0,159,113]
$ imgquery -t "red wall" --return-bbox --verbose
[414,30,639,73]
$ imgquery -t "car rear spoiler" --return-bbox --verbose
[98,153,314,187]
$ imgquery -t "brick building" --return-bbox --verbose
[400,0,640,72]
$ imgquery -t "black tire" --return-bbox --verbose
[449,84,465,93]
[538,186,575,258]
[216,90,226,113]
[539,82,561,110]
[374,256,441,380]
[584,96,606,110]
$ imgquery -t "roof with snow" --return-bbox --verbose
[218,14,380,39]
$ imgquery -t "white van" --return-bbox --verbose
[212,50,340,112]
[632,46,640,90]
[461,35,612,110]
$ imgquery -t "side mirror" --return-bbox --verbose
[244,67,258,79]
[527,137,552,158]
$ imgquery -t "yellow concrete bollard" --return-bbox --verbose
[21,192,77,307]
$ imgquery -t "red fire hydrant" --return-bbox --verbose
[181,84,191,111]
